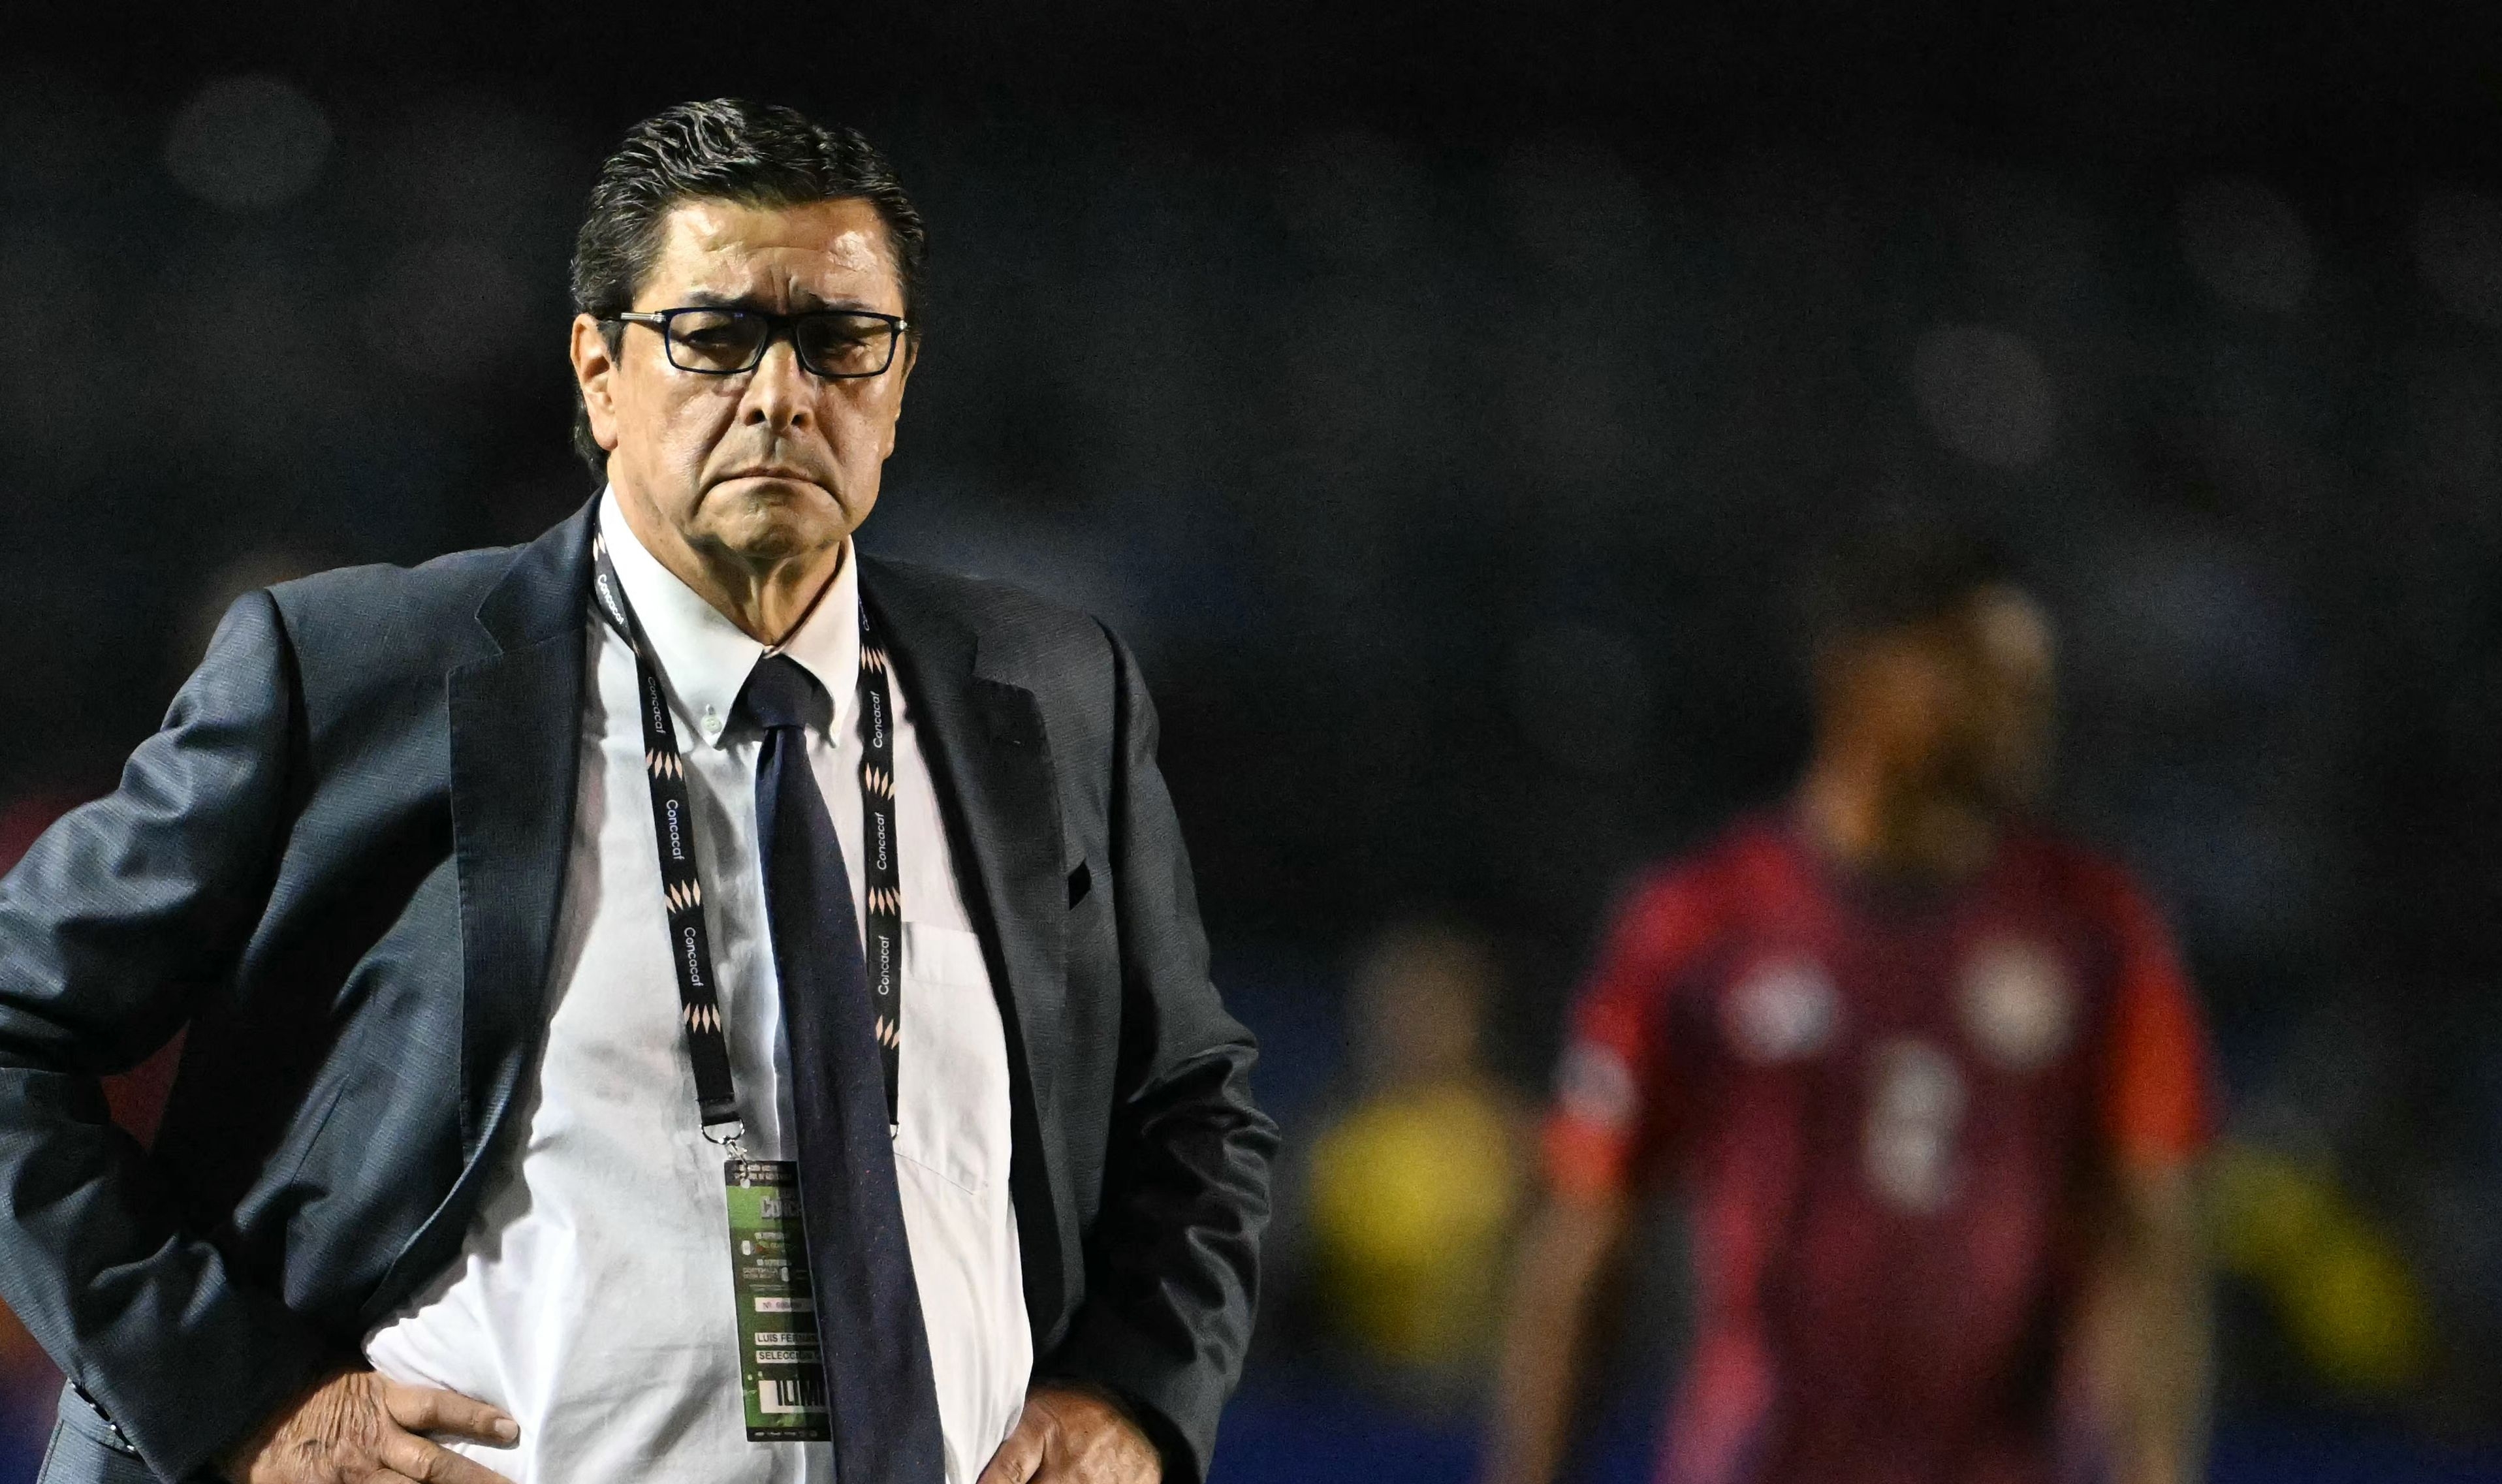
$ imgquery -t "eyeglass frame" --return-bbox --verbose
[605,305,913,380]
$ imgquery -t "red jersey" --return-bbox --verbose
[1545,813,2215,1484]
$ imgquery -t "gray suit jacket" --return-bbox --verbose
[0,499,1276,1483]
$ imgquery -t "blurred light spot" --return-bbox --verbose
[163,76,331,212]
[1910,324,2057,467]
[362,239,533,378]
[2177,178,2311,314]
[1507,622,1652,774]
[2410,188,2502,328]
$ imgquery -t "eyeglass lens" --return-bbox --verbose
[664,309,896,377]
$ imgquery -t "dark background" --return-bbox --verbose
[5,2,2502,1478]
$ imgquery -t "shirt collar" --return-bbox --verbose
[597,488,860,750]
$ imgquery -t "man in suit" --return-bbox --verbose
[0,99,1275,1484]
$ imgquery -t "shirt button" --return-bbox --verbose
[700,705,723,741]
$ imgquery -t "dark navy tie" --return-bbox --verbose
[738,653,946,1483]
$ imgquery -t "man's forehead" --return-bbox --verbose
[644,196,898,302]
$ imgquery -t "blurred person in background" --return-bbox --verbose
[1305,921,1532,1411]
[1483,512,2217,1484]
[0,99,1273,1484]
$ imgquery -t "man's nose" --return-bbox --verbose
[739,336,814,432]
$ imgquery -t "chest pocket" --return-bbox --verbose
[895,922,1012,1198]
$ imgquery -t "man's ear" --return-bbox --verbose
[571,313,622,453]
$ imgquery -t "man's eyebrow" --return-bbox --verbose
[667,290,883,313]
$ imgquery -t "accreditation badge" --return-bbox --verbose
[725,1160,829,1442]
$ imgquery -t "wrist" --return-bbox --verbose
[1034,1375,1178,1482]
[216,1366,364,1484]
[1036,1376,1131,1410]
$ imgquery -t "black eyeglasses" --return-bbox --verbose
[608,306,910,379]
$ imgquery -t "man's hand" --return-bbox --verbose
[220,1370,518,1484]
[1481,1189,1635,1484]
[2094,1160,2212,1484]
[977,1383,1162,1484]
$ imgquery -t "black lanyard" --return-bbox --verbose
[589,528,906,1140]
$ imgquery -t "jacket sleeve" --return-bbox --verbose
[0,591,337,1482]
[1035,625,1278,1484]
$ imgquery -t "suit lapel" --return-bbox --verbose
[861,556,1073,1336]
[447,502,594,1163]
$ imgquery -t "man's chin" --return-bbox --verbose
[708,473,832,508]
[695,483,853,563]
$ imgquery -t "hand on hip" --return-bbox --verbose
[220,1370,518,1484]
[977,1384,1161,1484]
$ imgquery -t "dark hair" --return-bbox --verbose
[567,98,926,480]
[1796,503,2018,655]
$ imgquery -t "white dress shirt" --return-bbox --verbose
[366,491,1030,1482]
